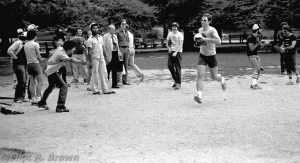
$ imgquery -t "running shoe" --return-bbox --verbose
[194,96,202,104]
[221,77,226,91]
[286,81,294,85]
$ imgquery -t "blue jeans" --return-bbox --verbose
[168,52,182,84]
[12,62,27,101]
[39,72,68,107]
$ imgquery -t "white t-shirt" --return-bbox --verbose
[45,47,69,76]
[86,35,104,59]
[167,31,184,52]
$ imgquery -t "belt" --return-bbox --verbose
[120,46,129,48]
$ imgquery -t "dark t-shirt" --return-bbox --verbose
[13,46,27,65]
[246,34,260,56]
[283,34,297,54]
[71,37,86,55]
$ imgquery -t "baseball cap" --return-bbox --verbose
[282,25,292,32]
[252,24,259,30]
[17,29,23,34]
[90,23,99,29]
[27,24,39,30]
[20,32,27,37]
[171,22,179,28]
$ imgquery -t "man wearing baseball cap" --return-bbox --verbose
[246,24,264,89]
[166,22,184,90]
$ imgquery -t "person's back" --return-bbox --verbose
[24,40,40,63]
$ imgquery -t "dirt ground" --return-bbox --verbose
[0,69,300,163]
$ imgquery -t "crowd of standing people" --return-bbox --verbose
[7,19,145,112]
[6,14,299,108]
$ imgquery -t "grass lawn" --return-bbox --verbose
[134,51,295,76]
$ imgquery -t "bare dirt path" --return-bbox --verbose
[0,69,300,163]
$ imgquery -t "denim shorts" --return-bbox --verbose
[27,63,42,76]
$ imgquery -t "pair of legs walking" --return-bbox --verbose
[248,55,261,89]
[91,58,112,94]
[120,48,144,85]
[38,72,69,112]
[285,53,299,85]
[168,52,181,89]
[27,63,43,104]
[12,62,27,102]
[107,51,123,88]
[71,54,87,83]
[194,54,226,104]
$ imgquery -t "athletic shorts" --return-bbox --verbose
[27,63,42,76]
[198,53,217,68]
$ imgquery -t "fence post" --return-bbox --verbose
[45,42,49,58]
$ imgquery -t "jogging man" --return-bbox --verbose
[193,13,226,104]
[247,24,264,89]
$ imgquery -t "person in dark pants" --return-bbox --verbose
[279,26,300,85]
[166,22,184,90]
[103,24,123,88]
[51,35,70,87]
[7,31,28,103]
[276,22,289,74]
[38,40,86,112]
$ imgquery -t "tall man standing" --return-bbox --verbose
[280,26,300,85]
[247,24,264,89]
[276,22,289,74]
[71,28,88,83]
[86,23,115,95]
[166,22,184,90]
[193,13,226,104]
[116,19,131,85]
[103,24,123,88]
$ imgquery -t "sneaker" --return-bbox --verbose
[139,74,145,82]
[260,67,264,71]
[56,106,69,113]
[174,84,180,90]
[14,100,22,103]
[71,79,79,83]
[172,83,176,88]
[93,92,101,95]
[87,87,92,91]
[194,96,202,104]
[31,98,38,105]
[221,78,226,91]
[67,84,71,87]
[38,101,49,110]
[254,84,262,89]
[22,99,30,102]
[286,81,294,85]
[83,79,87,83]
[296,77,300,84]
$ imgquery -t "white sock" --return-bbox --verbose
[221,76,225,83]
[197,91,202,98]
[252,79,257,85]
